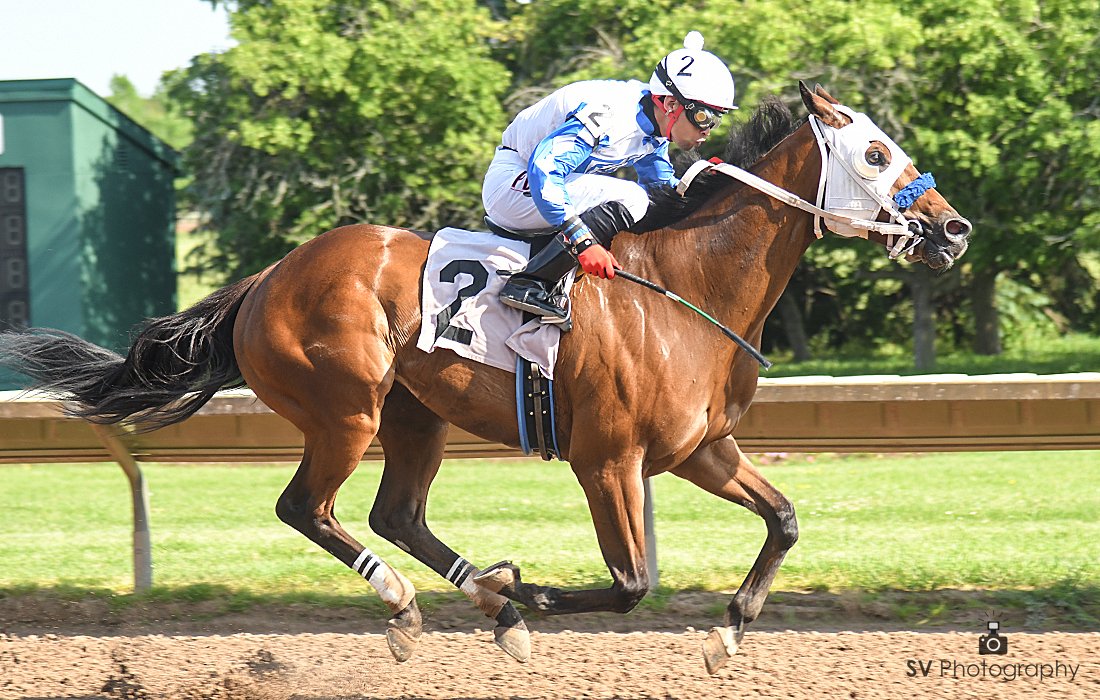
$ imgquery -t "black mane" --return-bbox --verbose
[630,96,800,233]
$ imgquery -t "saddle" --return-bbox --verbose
[415,227,565,461]
[483,216,558,242]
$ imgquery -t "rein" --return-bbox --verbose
[677,158,910,239]
[677,113,937,260]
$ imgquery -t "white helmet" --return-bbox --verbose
[649,31,737,128]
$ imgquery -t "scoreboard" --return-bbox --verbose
[0,167,28,330]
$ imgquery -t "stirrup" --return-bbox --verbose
[499,278,571,324]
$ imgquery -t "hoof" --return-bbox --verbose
[492,602,530,663]
[702,625,740,675]
[494,618,531,663]
[385,599,423,663]
[473,560,518,594]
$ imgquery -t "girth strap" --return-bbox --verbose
[515,357,561,461]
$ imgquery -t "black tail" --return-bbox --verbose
[0,274,259,431]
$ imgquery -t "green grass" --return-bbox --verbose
[763,333,1100,377]
[1,453,1097,602]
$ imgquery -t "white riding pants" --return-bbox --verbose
[482,148,651,232]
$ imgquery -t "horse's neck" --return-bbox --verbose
[636,123,821,336]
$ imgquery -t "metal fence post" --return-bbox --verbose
[643,477,658,588]
[91,425,152,592]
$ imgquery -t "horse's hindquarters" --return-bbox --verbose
[233,224,428,434]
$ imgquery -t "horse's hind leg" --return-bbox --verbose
[370,383,531,662]
[276,422,423,662]
[671,436,798,675]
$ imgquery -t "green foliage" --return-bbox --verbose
[510,0,674,86]
[911,0,1100,330]
[176,225,221,310]
[728,0,1100,352]
[169,0,510,277]
[160,0,1099,355]
[993,276,1063,349]
[105,75,193,150]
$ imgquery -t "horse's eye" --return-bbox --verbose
[866,150,887,167]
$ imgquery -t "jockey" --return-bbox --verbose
[484,31,737,322]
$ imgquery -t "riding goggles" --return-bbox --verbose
[683,102,724,131]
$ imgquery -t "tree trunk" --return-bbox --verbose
[970,269,1002,355]
[910,266,936,371]
[776,288,812,361]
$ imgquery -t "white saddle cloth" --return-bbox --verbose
[415,227,570,379]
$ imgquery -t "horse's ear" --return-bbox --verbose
[799,80,847,129]
[814,84,840,104]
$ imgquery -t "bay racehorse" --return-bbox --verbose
[0,84,970,674]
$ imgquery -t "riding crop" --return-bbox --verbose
[614,268,773,370]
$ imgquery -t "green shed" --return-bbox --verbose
[0,79,178,381]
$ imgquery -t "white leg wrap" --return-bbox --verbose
[446,557,475,587]
[351,548,415,611]
[441,557,506,617]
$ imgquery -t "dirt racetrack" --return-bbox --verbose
[2,594,1096,699]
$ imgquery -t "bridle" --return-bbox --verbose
[677,104,937,260]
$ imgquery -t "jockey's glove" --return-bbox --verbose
[577,244,618,279]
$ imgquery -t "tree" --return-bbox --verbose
[106,76,193,150]
[168,0,511,278]
[690,0,1100,363]
[168,0,1100,363]
[910,0,1100,353]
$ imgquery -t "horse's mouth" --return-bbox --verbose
[902,217,970,270]
[925,245,957,270]
[908,239,966,270]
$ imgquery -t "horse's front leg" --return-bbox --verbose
[671,435,799,674]
[476,453,651,615]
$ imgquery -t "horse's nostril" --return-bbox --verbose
[945,217,971,238]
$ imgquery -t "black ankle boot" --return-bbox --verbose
[499,235,577,322]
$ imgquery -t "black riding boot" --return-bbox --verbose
[498,234,576,322]
[498,201,637,322]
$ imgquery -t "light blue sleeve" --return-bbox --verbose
[528,119,597,227]
[634,142,679,190]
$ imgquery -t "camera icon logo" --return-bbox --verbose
[978,620,1009,655]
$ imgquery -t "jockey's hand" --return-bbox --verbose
[577,244,618,279]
